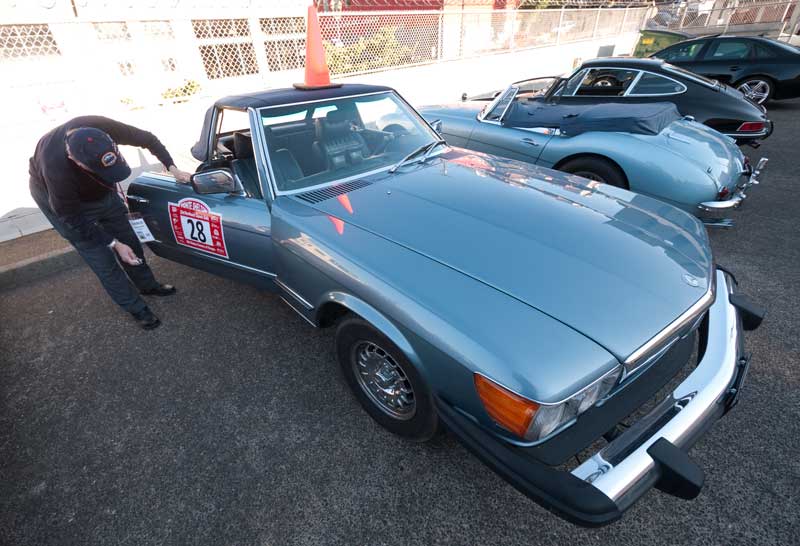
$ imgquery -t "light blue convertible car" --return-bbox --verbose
[419,80,767,227]
[127,84,762,527]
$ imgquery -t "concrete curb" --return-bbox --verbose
[0,246,83,291]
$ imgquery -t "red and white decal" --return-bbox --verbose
[168,198,228,258]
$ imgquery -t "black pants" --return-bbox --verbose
[31,188,159,314]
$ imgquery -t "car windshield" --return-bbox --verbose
[258,91,438,193]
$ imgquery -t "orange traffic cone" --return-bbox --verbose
[294,3,341,90]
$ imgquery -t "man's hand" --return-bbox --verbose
[168,165,192,184]
[113,241,142,265]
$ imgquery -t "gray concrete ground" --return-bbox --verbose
[1,101,799,546]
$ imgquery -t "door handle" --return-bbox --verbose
[729,65,740,71]
[521,138,539,146]
[127,195,149,205]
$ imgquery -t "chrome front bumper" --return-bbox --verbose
[436,269,757,527]
[698,157,768,214]
[571,270,744,510]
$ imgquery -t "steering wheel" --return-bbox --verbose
[382,124,410,137]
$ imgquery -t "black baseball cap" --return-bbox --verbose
[66,127,131,185]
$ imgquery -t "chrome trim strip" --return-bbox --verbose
[187,251,277,278]
[248,107,276,201]
[572,271,739,505]
[279,297,317,326]
[624,284,715,370]
[275,278,313,310]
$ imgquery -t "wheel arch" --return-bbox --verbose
[553,152,630,188]
[315,292,422,367]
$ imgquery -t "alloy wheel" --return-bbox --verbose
[737,79,771,105]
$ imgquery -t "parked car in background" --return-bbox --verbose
[422,82,767,226]
[465,57,772,145]
[126,83,762,527]
[652,35,800,105]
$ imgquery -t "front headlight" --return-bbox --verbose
[475,366,623,442]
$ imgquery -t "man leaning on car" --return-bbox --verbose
[29,116,192,330]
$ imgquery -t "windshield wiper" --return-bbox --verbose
[388,139,446,174]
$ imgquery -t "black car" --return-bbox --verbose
[466,57,772,145]
[652,35,800,105]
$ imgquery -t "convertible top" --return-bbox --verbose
[502,101,681,136]
[191,84,394,161]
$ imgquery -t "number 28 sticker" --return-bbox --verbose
[168,198,228,258]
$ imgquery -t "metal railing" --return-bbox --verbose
[646,0,797,36]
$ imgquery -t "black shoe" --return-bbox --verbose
[132,307,161,330]
[141,284,177,297]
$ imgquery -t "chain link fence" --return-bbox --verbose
[647,0,796,35]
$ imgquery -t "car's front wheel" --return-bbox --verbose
[559,156,628,189]
[736,77,773,105]
[335,316,439,441]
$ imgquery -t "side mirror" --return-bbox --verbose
[429,119,443,134]
[461,92,468,102]
[191,169,236,194]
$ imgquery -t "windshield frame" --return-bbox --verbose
[255,90,442,197]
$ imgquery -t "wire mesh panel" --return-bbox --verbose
[193,18,259,80]
[319,11,441,75]
[647,1,793,32]
[514,9,562,48]
[560,10,597,42]
[0,24,61,61]
[596,9,625,37]
[261,16,306,72]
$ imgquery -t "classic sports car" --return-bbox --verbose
[127,83,763,527]
[421,84,767,226]
[465,57,773,145]
[653,35,800,106]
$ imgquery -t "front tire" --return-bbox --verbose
[559,156,628,189]
[335,316,438,441]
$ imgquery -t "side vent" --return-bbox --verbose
[295,179,373,204]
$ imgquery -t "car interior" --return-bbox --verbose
[208,95,432,195]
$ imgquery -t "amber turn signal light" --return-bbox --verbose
[474,374,539,438]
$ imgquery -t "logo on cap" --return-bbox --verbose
[101,151,118,167]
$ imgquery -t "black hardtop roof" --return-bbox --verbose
[215,83,394,110]
[583,57,666,69]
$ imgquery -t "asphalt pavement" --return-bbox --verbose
[2,101,799,546]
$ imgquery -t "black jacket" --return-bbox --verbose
[29,116,175,246]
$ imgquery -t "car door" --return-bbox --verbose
[127,107,275,287]
[692,38,753,84]
[467,86,550,163]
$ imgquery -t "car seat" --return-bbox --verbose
[231,132,262,199]
[313,110,370,171]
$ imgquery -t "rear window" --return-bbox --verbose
[629,72,686,95]
[662,63,718,88]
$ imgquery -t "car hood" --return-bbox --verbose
[300,148,713,362]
